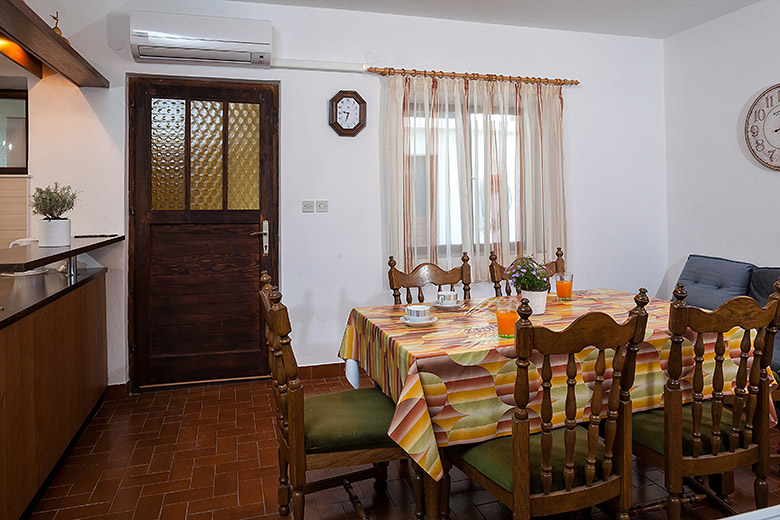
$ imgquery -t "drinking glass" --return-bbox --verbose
[555,272,574,301]
[496,298,519,338]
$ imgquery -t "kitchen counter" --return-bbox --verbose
[0,267,107,330]
[0,236,119,518]
[0,235,124,273]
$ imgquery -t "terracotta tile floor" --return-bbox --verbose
[29,376,780,519]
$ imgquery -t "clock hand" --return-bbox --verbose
[774,127,780,132]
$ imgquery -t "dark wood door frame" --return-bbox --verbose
[127,74,279,390]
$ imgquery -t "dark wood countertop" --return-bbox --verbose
[0,235,124,273]
[0,267,107,330]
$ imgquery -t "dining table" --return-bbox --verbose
[338,289,766,517]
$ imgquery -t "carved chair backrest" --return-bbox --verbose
[489,247,565,297]
[513,289,648,509]
[667,281,780,457]
[388,252,472,304]
[260,271,304,460]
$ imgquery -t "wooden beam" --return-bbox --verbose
[0,0,108,88]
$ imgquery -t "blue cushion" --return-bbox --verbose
[748,267,780,307]
[677,255,754,310]
[749,268,780,373]
[771,338,780,375]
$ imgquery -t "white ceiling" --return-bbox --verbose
[233,0,761,38]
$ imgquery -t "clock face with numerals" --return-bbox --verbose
[745,83,780,171]
[337,97,361,129]
[328,90,366,137]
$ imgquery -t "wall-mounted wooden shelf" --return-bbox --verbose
[0,0,109,88]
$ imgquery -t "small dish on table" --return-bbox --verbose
[400,316,438,327]
[433,302,465,310]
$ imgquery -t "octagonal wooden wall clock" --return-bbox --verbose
[329,90,366,136]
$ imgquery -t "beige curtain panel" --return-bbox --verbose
[380,75,567,282]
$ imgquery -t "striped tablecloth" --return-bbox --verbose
[338,289,759,481]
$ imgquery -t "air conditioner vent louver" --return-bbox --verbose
[130,11,271,68]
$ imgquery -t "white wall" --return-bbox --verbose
[664,0,780,296]
[22,0,668,383]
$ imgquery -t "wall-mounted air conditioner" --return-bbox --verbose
[130,11,272,67]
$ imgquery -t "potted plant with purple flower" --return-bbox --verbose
[505,256,549,314]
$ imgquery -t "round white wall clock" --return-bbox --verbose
[745,83,780,171]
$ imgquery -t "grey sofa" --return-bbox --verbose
[677,254,780,372]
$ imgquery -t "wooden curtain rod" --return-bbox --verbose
[366,67,579,86]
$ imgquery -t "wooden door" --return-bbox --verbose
[129,76,278,388]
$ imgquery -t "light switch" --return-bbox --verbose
[302,200,315,213]
[316,200,328,213]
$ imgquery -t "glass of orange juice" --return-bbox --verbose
[555,272,574,301]
[496,298,519,338]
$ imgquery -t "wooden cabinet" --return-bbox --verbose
[0,272,107,519]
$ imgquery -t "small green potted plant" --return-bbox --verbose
[505,255,550,314]
[30,182,77,247]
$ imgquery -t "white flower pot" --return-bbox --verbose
[38,218,71,247]
[521,290,548,315]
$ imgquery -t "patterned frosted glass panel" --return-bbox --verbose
[151,98,186,210]
[190,100,223,210]
[228,103,260,210]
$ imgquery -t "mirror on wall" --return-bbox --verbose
[0,90,27,174]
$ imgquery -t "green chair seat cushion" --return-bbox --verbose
[632,401,741,457]
[304,387,399,454]
[449,426,606,495]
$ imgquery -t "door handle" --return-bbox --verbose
[250,220,270,256]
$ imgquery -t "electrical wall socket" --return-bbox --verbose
[316,200,328,213]
[302,200,315,213]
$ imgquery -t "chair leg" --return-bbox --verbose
[664,462,684,520]
[709,472,734,500]
[666,495,681,520]
[291,488,305,520]
[278,448,290,516]
[666,480,683,520]
[422,470,442,520]
[413,464,425,520]
[755,473,769,509]
[440,456,452,520]
[373,461,389,492]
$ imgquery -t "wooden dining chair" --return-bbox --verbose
[489,247,565,296]
[443,289,649,519]
[388,252,471,304]
[259,271,418,519]
[630,282,780,520]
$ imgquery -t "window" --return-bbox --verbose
[382,76,566,281]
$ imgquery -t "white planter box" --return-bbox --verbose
[521,289,548,315]
[38,219,71,247]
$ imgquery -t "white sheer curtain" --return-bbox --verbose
[381,75,567,281]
